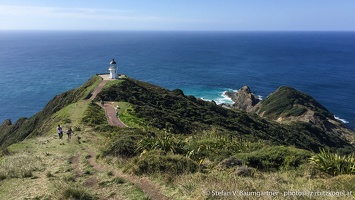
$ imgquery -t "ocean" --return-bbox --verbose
[0,31,354,130]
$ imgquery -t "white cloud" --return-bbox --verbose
[0,4,223,30]
[0,5,132,19]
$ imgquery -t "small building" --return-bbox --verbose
[108,59,118,79]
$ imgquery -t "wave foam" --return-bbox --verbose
[199,90,235,105]
[218,91,234,104]
[334,115,349,124]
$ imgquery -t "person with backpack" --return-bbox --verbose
[66,127,73,141]
[57,125,63,139]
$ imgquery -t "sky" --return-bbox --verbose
[0,0,354,31]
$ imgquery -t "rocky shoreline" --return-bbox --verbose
[224,86,260,113]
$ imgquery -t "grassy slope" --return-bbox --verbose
[255,86,332,119]
[0,123,149,199]
[0,77,150,199]
[97,78,352,152]
[0,76,354,199]
[0,76,102,151]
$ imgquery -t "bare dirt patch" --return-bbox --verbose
[71,155,83,177]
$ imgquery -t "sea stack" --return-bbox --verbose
[228,86,260,113]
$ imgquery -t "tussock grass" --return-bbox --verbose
[172,170,355,200]
[0,153,42,180]
[125,150,199,176]
[82,102,107,127]
[136,133,184,154]
[310,148,355,176]
[53,180,98,200]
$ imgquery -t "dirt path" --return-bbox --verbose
[85,148,169,200]
[90,77,127,127]
[101,103,127,127]
[90,79,107,100]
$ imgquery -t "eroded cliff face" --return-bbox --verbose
[225,86,260,113]
[226,86,354,143]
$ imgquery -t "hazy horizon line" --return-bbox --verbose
[1,29,355,32]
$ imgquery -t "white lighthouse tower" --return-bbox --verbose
[108,59,118,79]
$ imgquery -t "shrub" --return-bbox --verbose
[237,146,312,171]
[112,177,126,184]
[285,106,307,117]
[102,135,140,158]
[127,150,199,175]
[82,102,107,126]
[101,128,144,158]
[136,133,185,154]
[171,89,185,96]
[235,165,253,177]
[62,185,97,200]
[309,148,355,176]
[219,157,244,169]
[73,126,81,131]
[185,136,252,162]
[53,180,98,200]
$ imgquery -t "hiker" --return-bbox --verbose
[101,99,104,106]
[116,110,118,118]
[57,125,63,139]
[67,127,73,141]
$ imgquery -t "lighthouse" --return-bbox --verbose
[108,59,118,79]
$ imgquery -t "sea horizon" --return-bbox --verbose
[0,31,354,130]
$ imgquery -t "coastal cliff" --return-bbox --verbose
[225,85,354,144]
[224,86,260,113]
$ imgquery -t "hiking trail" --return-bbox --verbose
[90,76,127,127]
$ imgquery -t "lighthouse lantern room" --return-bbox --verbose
[108,59,118,79]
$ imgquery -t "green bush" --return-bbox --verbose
[82,102,107,126]
[309,148,355,176]
[237,146,312,171]
[127,150,199,175]
[185,136,253,162]
[257,86,331,119]
[101,128,145,158]
[285,106,307,117]
[136,133,185,154]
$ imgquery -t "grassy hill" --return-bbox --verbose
[0,75,354,199]
[97,78,352,152]
[0,76,101,152]
[254,86,354,143]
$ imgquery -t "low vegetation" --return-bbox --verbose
[126,150,199,175]
[0,153,43,180]
[97,78,352,152]
[54,181,98,200]
[82,101,107,127]
[237,146,312,171]
[310,148,355,176]
[101,128,145,158]
[255,86,331,118]
[0,76,101,150]
[0,75,354,199]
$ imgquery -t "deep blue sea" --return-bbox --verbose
[0,31,354,130]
